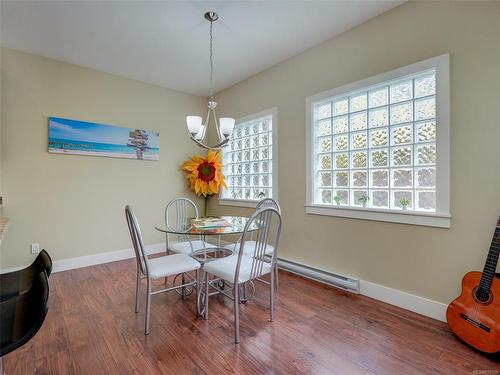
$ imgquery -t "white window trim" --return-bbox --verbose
[305,54,450,228]
[219,107,278,209]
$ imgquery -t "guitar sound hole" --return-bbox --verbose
[474,287,491,303]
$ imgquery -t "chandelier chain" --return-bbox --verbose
[209,19,214,100]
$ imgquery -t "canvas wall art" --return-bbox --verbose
[48,117,160,160]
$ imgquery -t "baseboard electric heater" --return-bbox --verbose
[277,258,360,294]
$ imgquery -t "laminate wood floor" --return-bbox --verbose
[4,259,499,374]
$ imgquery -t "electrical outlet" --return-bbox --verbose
[31,243,40,254]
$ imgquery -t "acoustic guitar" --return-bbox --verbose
[446,217,500,353]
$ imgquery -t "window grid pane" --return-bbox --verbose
[222,115,273,201]
[313,70,436,212]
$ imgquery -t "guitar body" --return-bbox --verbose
[447,271,500,353]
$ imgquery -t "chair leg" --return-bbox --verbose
[181,273,186,300]
[234,282,240,344]
[163,243,169,287]
[270,268,275,322]
[135,271,141,313]
[145,278,152,335]
[195,269,200,296]
[241,281,247,303]
[275,263,279,291]
[204,272,209,320]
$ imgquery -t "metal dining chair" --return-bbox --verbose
[165,197,217,255]
[202,207,282,343]
[224,198,281,289]
[125,205,201,335]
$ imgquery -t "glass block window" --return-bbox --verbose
[222,113,273,201]
[312,69,437,212]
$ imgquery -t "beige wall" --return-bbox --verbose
[0,48,205,268]
[0,69,3,201]
[211,1,500,303]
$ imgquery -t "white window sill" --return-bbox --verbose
[305,204,451,228]
[219,199,259,209]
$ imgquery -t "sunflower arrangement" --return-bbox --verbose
[182,151,226,215]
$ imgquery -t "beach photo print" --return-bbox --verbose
[48,117,160,160]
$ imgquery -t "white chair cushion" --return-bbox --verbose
[203,255,272,284]
[168,240,217,255]
[224,241,274,256]
[148,253,200,279]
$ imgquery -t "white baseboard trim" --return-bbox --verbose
[359,280,447,322]
[51,243,165,273]
[1,243,166,274]
[276,256,446,322]
[0,264,25,274]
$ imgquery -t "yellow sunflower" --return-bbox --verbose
[182,150,227,197]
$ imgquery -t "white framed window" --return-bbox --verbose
[306,54,450,228]
[220,108,278,208]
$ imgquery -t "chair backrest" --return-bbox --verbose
[0,270,49,356]
[0,250,53,302]
[256,198,281,214]
[246,198,280,243]
[234,207,282,284]
[125,205,149,276]
[33,249,53,277]
[165,197,200,243]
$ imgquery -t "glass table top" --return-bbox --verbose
[154,216,258,236]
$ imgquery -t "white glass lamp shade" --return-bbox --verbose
[219,117,235,138]
[194,125,206,141]
[186,116,202,135]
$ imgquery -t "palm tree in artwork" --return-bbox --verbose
[127,129,151,160]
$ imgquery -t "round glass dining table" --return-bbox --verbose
[154,215,259,262]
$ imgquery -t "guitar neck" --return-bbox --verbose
[479,225,500,291]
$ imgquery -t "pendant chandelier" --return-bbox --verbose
[186,11,235,151]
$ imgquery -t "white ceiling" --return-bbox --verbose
[0,1,403,96]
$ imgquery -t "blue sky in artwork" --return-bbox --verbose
[49,117,159,148]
